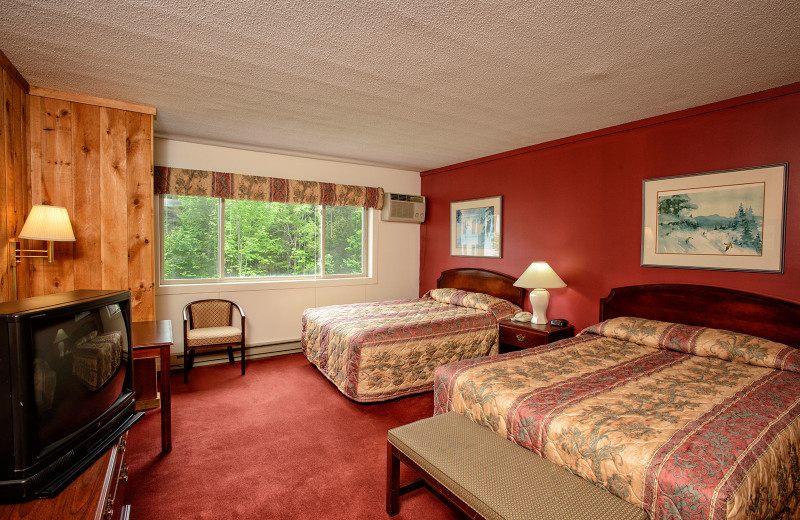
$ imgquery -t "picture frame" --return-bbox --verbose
[450,196,502,258]
[641,164,787,273]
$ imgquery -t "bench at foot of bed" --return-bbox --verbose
[387,412,648,520]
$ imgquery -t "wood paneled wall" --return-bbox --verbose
[26,95,156,320]
[0,50,29,302]
[1,46,156,320]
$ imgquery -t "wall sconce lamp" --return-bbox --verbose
[8,205,76,300]
[513,261,566,324]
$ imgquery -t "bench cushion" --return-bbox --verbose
[388,412,648,520]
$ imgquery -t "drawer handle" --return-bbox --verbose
[516,334,527,342]
[120,462,129,482]
[104,497,114,520]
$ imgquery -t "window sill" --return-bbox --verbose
[156,275,377,295]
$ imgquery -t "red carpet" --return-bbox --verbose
[126,353,462,519]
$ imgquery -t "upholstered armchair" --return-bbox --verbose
[182,299,246,383]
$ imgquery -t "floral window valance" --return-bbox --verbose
[154,166,384,210]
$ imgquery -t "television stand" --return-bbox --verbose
[0,432,130,520]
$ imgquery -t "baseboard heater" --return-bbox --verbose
[169,341,302,370]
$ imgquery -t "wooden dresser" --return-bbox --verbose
[0,433,130,520]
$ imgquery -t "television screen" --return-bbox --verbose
[31,304,129,455]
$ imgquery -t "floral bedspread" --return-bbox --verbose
[434,317,800,520]
[301,289,521,402]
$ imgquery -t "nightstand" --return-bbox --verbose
[498,320,575,351]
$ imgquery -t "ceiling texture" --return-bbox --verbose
[1,0,799,172]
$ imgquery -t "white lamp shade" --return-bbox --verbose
[512,262,566,289]
[18,205,75,242]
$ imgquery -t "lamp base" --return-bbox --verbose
[529,289,550,325]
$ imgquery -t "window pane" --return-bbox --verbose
[162,195,219,279]
[224,200,320,278]
[324,205,364,275]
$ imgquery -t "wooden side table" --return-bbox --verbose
[498,320,575,351]
[131,320,173,454]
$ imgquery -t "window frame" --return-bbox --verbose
[156,194,371,286]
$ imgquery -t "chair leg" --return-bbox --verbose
[241,342,245,375]
[227,346,235,365]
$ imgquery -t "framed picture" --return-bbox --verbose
[642,164,787,273]
[451,196,502,258]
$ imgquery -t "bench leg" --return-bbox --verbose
[386,442,400,516]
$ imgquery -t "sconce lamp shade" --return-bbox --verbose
[512,262,566,289]
[18,205,76,242]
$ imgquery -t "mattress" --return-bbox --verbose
[434,317,800,520]
[301,288,521,402]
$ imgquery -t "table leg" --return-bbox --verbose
[159,346,172,453]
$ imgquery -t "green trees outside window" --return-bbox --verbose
[162,195,365,281]
[324,204,364,276]
[163,196,219,279]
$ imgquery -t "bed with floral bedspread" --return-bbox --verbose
[301,288,521,402]
[434,317,800,520]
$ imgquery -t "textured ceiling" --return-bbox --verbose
[1,1,799,172]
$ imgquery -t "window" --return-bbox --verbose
[160,195,367,282]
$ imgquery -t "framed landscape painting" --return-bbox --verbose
[451,196,502,258]
[641,164,787,273]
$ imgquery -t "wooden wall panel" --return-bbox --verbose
[1,65,29,302]
[33,97,74,295]
[125,112,155,321]
[72,103,102,290]
[11,75,29,298]
[22,99,155,310]
[1,71,9,301]
[20,95,40,299]
[99,107,128,291]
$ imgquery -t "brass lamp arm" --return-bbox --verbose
[8,239,55,266]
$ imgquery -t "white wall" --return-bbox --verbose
[154,139,421,362]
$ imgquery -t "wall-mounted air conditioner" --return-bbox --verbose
[380,193,426,223]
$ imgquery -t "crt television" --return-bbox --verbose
[0,289,142,503]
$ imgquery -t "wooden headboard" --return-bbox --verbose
[600,284,800,348]
[437,268,525,308]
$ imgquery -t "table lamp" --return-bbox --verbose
[54,328,69,357]
[9,205,76,300]
[512,262,566,324]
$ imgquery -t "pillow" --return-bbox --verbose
[425,288,522,321]
[580,317,800,373]
[72,329,99,348]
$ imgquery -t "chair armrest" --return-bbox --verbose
[231,302,245,319]
[182,303,192,333]
[230,302,245,347]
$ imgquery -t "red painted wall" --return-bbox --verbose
[420,85,800,331]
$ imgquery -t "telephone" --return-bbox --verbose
[511,312,532,322]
